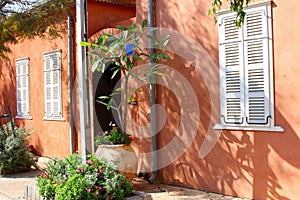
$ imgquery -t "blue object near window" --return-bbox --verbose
[126,44,134,56]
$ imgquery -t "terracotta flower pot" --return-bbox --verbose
[95,144,138,180]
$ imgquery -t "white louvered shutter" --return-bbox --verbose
[16,58,30,118]
[219,14,245,126]
[44,51,62,119]
[44,54,52,117]
[244,6,271,126]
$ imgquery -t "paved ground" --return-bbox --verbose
[0,158,250,200]
[0,169,40,200]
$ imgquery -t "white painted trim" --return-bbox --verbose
[43,117,66,121]
[15,57,30,62]
[16,115,32,120]
[43,49,62,56]
[213,124,284,132]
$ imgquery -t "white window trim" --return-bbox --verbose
[43,50,64,121]
[214,1,283,132]
[16,57,32,119]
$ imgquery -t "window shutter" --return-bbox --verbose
[52,53,61,117]
[244,7,271,126]
[16,58,30,118]
[16,62,22,116]
[44,54,52,117]
[219,15,245,125]
[44,51,62,119]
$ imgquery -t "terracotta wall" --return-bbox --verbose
[1,33,73,158]
[87,0,136,36]
[136,0,300,199]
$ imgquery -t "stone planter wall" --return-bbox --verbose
[24,184,152,200]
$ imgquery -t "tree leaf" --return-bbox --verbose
[111,68,120,79]
[101,62,106,73]
[162,53,170,60]
[100,46,108,52]
[142,19,147,31]
[106,99,112,110]
[116,25,128,31]
[133,55,143,61]
[91,59,101,72]
[98,96,110,100]
[153,71,167,77]
[129,96,135,102]
[115,87,122,92]
[134,89,143,93]
[162,39,170,48]
[147,35,160,47]
[80,41,91,47]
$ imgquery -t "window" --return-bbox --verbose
[43,50,63,120]
[214,2,283,131]
[16,58,31,119]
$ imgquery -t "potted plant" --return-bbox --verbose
[94,123,136,179]
[81,19,169,179]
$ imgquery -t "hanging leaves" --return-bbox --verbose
[209,0,251,27]
[0,0,75,59]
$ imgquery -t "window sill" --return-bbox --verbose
[43,117,65,122]
[213,124,284,132]
[16,116,33,120]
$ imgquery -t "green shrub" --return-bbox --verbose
[37,154,133,200]
[0,122,37,172]
[95,124,133,146]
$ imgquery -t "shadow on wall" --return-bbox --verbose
[0,59,24,127]
[155,0,219,64]
[150,54,293,199]
[132,0,298,199]
[166,108,293,200]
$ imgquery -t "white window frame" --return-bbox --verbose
[16,57,32,119]
[214,1,283,132]
[43,50,64,120]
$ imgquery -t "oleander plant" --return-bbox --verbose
[37,154,133,200]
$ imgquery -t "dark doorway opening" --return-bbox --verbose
[94,64,121,133]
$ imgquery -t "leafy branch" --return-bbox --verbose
[81,19,170,135]
[209,0,251,27]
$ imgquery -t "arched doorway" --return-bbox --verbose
[93,63,121,135]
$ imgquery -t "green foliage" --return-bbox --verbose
[0,122,37,171]
[95,124,133,146]
[82,19,170,136]
[209,0,251,27]
[37,154,133,200]
[0,0,75,58]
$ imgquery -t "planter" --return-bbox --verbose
[0,167,31,176]
[95,144,138,180]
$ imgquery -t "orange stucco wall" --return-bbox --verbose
[1,34,73,158]
[135,0,300,199]
[87,0,136,36]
